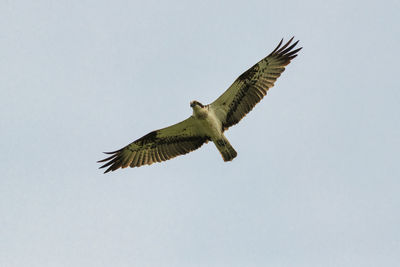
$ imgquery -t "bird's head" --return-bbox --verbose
[190,100,204,109]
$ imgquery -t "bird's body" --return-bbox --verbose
[99,38,302,173]
[191,102,237,161]
[191,103,220,139]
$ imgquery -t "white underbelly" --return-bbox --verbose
[198,112,223,139]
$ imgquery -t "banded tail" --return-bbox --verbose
[214,137,237,161]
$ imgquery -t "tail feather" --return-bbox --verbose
[214,138,237,162]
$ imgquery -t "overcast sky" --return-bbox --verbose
[1,0,399,266]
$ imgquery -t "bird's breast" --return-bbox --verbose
[199,110,223,138]
[193,106,208,119]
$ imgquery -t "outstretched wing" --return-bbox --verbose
[210,37,302,131]
[98,116,209,173]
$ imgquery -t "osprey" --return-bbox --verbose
[99,38,301,173]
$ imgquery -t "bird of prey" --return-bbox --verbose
[99,37,301,173]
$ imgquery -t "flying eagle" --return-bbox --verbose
[99,38,301,173]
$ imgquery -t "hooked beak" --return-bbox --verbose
[190,101,195,108]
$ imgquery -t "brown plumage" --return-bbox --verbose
[98,117,209,173]
[99,38,301,173]
[210,37,302,130]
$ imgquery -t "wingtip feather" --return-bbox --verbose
[270,38,284,54]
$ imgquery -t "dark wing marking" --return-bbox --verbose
[210,37,302,130]
[98,116,209,173]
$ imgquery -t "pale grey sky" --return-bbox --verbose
[1,0,399,266]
